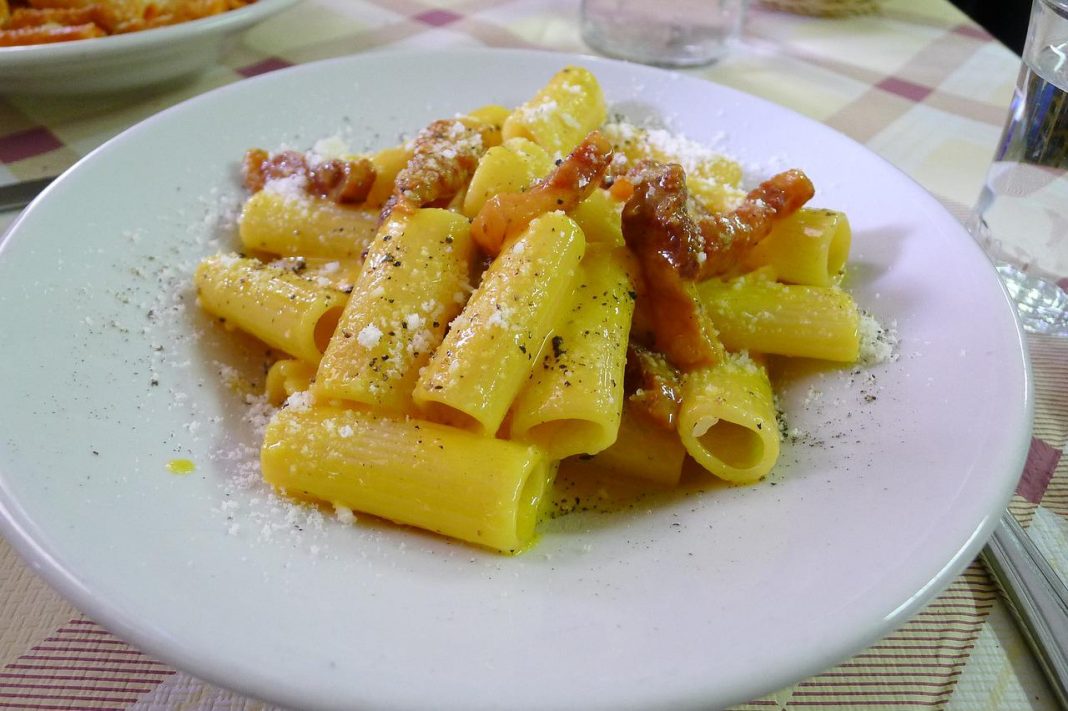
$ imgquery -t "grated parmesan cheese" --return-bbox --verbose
[311,135,351,159]
[284,390,313,412]
[262,174,308,202]
[486,303,514,329]
[523,99,558,120]
[357,324,383,348]
[857,312,899,365]
[334,503,356,524]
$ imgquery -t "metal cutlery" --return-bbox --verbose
[0,176,54,212]
[981,512,1068,708]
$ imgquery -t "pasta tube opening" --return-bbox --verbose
[417,401,484,434]
[825,214,850,280]
[313,305,344,355]
[677,356,780,484]
[689,417,765,471]
[742,208,852,287]
[523,419,613,461]
[560,402,686,487]
[514,457,554,548]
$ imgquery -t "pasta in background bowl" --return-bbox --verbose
[0,0,297,94]
[0,50,1030,710]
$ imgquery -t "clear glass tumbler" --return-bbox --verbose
[580,0,747,67]
[968,0,1068,336]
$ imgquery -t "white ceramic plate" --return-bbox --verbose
[0,50,1030,710]
[0,0,298,95]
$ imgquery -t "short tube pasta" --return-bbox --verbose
[743,208,851,286]
[509,246,635,459]
[502,65,607,157]
[564,402,687,487]
[195,254,346,365]
[461,138,553,218]
[569,189,625,248]
[414,212,586,435]
[677,354,780,484]
[696,275,860,362]
[239,189,378,259]
[364,145,414,209]
[315,208,474,413]
[262,405,554,554]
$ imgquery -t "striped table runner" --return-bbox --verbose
[1,0,1066,708]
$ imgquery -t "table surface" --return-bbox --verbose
[1,1,1067,709]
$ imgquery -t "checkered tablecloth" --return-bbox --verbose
[2,1,1066,709]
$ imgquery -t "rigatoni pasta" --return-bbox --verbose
[501,65,607,158]
[413,211,585,435]
[696,273,860,362]
[262,405,554,554]
[508,246,635,459]
[742,208,851,286]
[315,208,474,413]
[195,254,346,365]
[194,65,884,554]
[462,138,553,218]
[676,354,780,484]
[239,190,378,259]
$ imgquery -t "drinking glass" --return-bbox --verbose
[968,0,1068,336]
[580,0,747,67]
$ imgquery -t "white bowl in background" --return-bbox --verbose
[0,0,299,95]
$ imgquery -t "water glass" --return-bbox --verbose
[580,0,747,67]
[968,0,1068,336]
